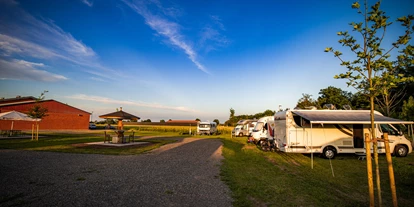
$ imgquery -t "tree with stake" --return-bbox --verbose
[325,1,413,206]
[27,91,49,141]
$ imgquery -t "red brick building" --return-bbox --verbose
[0,96,90,130]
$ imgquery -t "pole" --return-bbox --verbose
[36,123,39,141]
[383,133,398,207]
[365,133,375,207]
[311,123,313,169]
[32,124,34,140]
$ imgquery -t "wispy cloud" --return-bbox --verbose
[81,0,93,7]
[122,0,209,74]
[0,1,119,81]
[199,15,230,53]
[67,94,198,112]
[0,59,67,81]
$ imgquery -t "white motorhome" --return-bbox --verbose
[249,116,274,143]
[197,121,218,135]
[232,119,257,137]
[273,110,413,159]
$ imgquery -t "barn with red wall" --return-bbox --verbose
[0,96,90,130]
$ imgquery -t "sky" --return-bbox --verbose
[0,0,413,123]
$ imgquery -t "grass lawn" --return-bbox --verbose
[221,136,414,207]
[0,131,178,155]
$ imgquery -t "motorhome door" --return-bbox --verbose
[353,124,364,149]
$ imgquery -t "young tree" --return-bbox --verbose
[325,1,413,206]
[229,108,235,118]
[27,91,49,141]
[400,96,414,121]
[195,118,201,121]
[160,119,166,123]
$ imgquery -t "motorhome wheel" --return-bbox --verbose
[323,147,336,159]
[394,145,408,157]
[238,133,243,137]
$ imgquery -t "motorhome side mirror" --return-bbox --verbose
[399,131,403,136]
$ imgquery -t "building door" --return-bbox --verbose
[353,124,364,148]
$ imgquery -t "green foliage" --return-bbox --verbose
[296,93,318,109]
[142,119,152,122]
[326,1,413,100]
[195,118,200,121]
[224,109,275,126]
[351,92,370,109]
[213,119,220,126]
[160,119,165,123]
[317,86,352,109]
[229,108,235,118]
[400,96,414,121]
[27,105,48,119]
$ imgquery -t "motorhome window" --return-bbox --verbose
[255,122,264,131]
[199,124,210,128]
[380,124,398,136]
[293,115,302,127]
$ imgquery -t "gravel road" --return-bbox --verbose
[0,138,233,207]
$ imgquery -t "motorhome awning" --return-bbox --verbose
[292,110,414,124]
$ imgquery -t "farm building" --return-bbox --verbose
[0,96,90,130]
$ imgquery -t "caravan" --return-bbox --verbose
[197,121,218,135]
[273,110,413,159]
[249,116,274,144]
[232,119,257,137]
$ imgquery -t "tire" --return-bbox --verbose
[394,145,408,157]
[239,133,243,137]
[323,147,336,159]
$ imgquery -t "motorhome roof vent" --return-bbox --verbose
[343,105,352,110]
[323,104,336,110]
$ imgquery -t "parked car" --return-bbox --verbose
[105,124,115,129]
[89,123,97,129]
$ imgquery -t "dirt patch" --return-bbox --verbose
[71,143,154,149]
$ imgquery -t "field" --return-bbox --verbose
[1,125,413,207]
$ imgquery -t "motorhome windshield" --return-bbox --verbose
[199,124,211,128]
[254,122,264,131]
[380,124,399,136]
[235,125,243,129]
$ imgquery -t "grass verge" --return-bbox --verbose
[221,137,414,207]
[0,131,176,155]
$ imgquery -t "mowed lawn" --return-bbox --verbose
[222,136,414,207]
[1,131,413,206]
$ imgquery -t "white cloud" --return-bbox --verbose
[122,0,209,74]
[67,94,198,113]
[0,59,67,81]
[81,0,93,7]
[0,3,121,80]
[199,15,230,52]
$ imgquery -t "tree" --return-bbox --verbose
[317,86,352,109]
[213,119,220,126]
[229,108,235,118]
[142,119,151,122]
[352,92,371,109]
[27,90,49,141]
[160,119,165,123]
[195,118,201,121]
[400,96,414,121]
[325,1,413,206]
[296,93,318,109]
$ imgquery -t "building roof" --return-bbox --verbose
[292,110,413,124]
[0,97,91,114]
[99,109,140,120]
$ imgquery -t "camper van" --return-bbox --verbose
[232,119,257,137]
[249,116,274,143]
[273,110,413,159]
[197,121,218,135]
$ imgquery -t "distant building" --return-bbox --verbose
[166,120,199,125]
[0,96,90,130]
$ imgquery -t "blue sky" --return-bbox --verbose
[0,0,413,123]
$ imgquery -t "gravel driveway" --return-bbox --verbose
[0,137,233,207]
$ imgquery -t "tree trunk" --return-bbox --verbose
[384,133,398,207]
[365,133,375,207]
[370,96,382,206]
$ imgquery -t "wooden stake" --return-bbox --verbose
[32,124,34,141]
[383,133,398,207]
[365,133,375,207]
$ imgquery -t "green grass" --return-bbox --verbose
[0,131,176,155]
[221,137,414,207]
